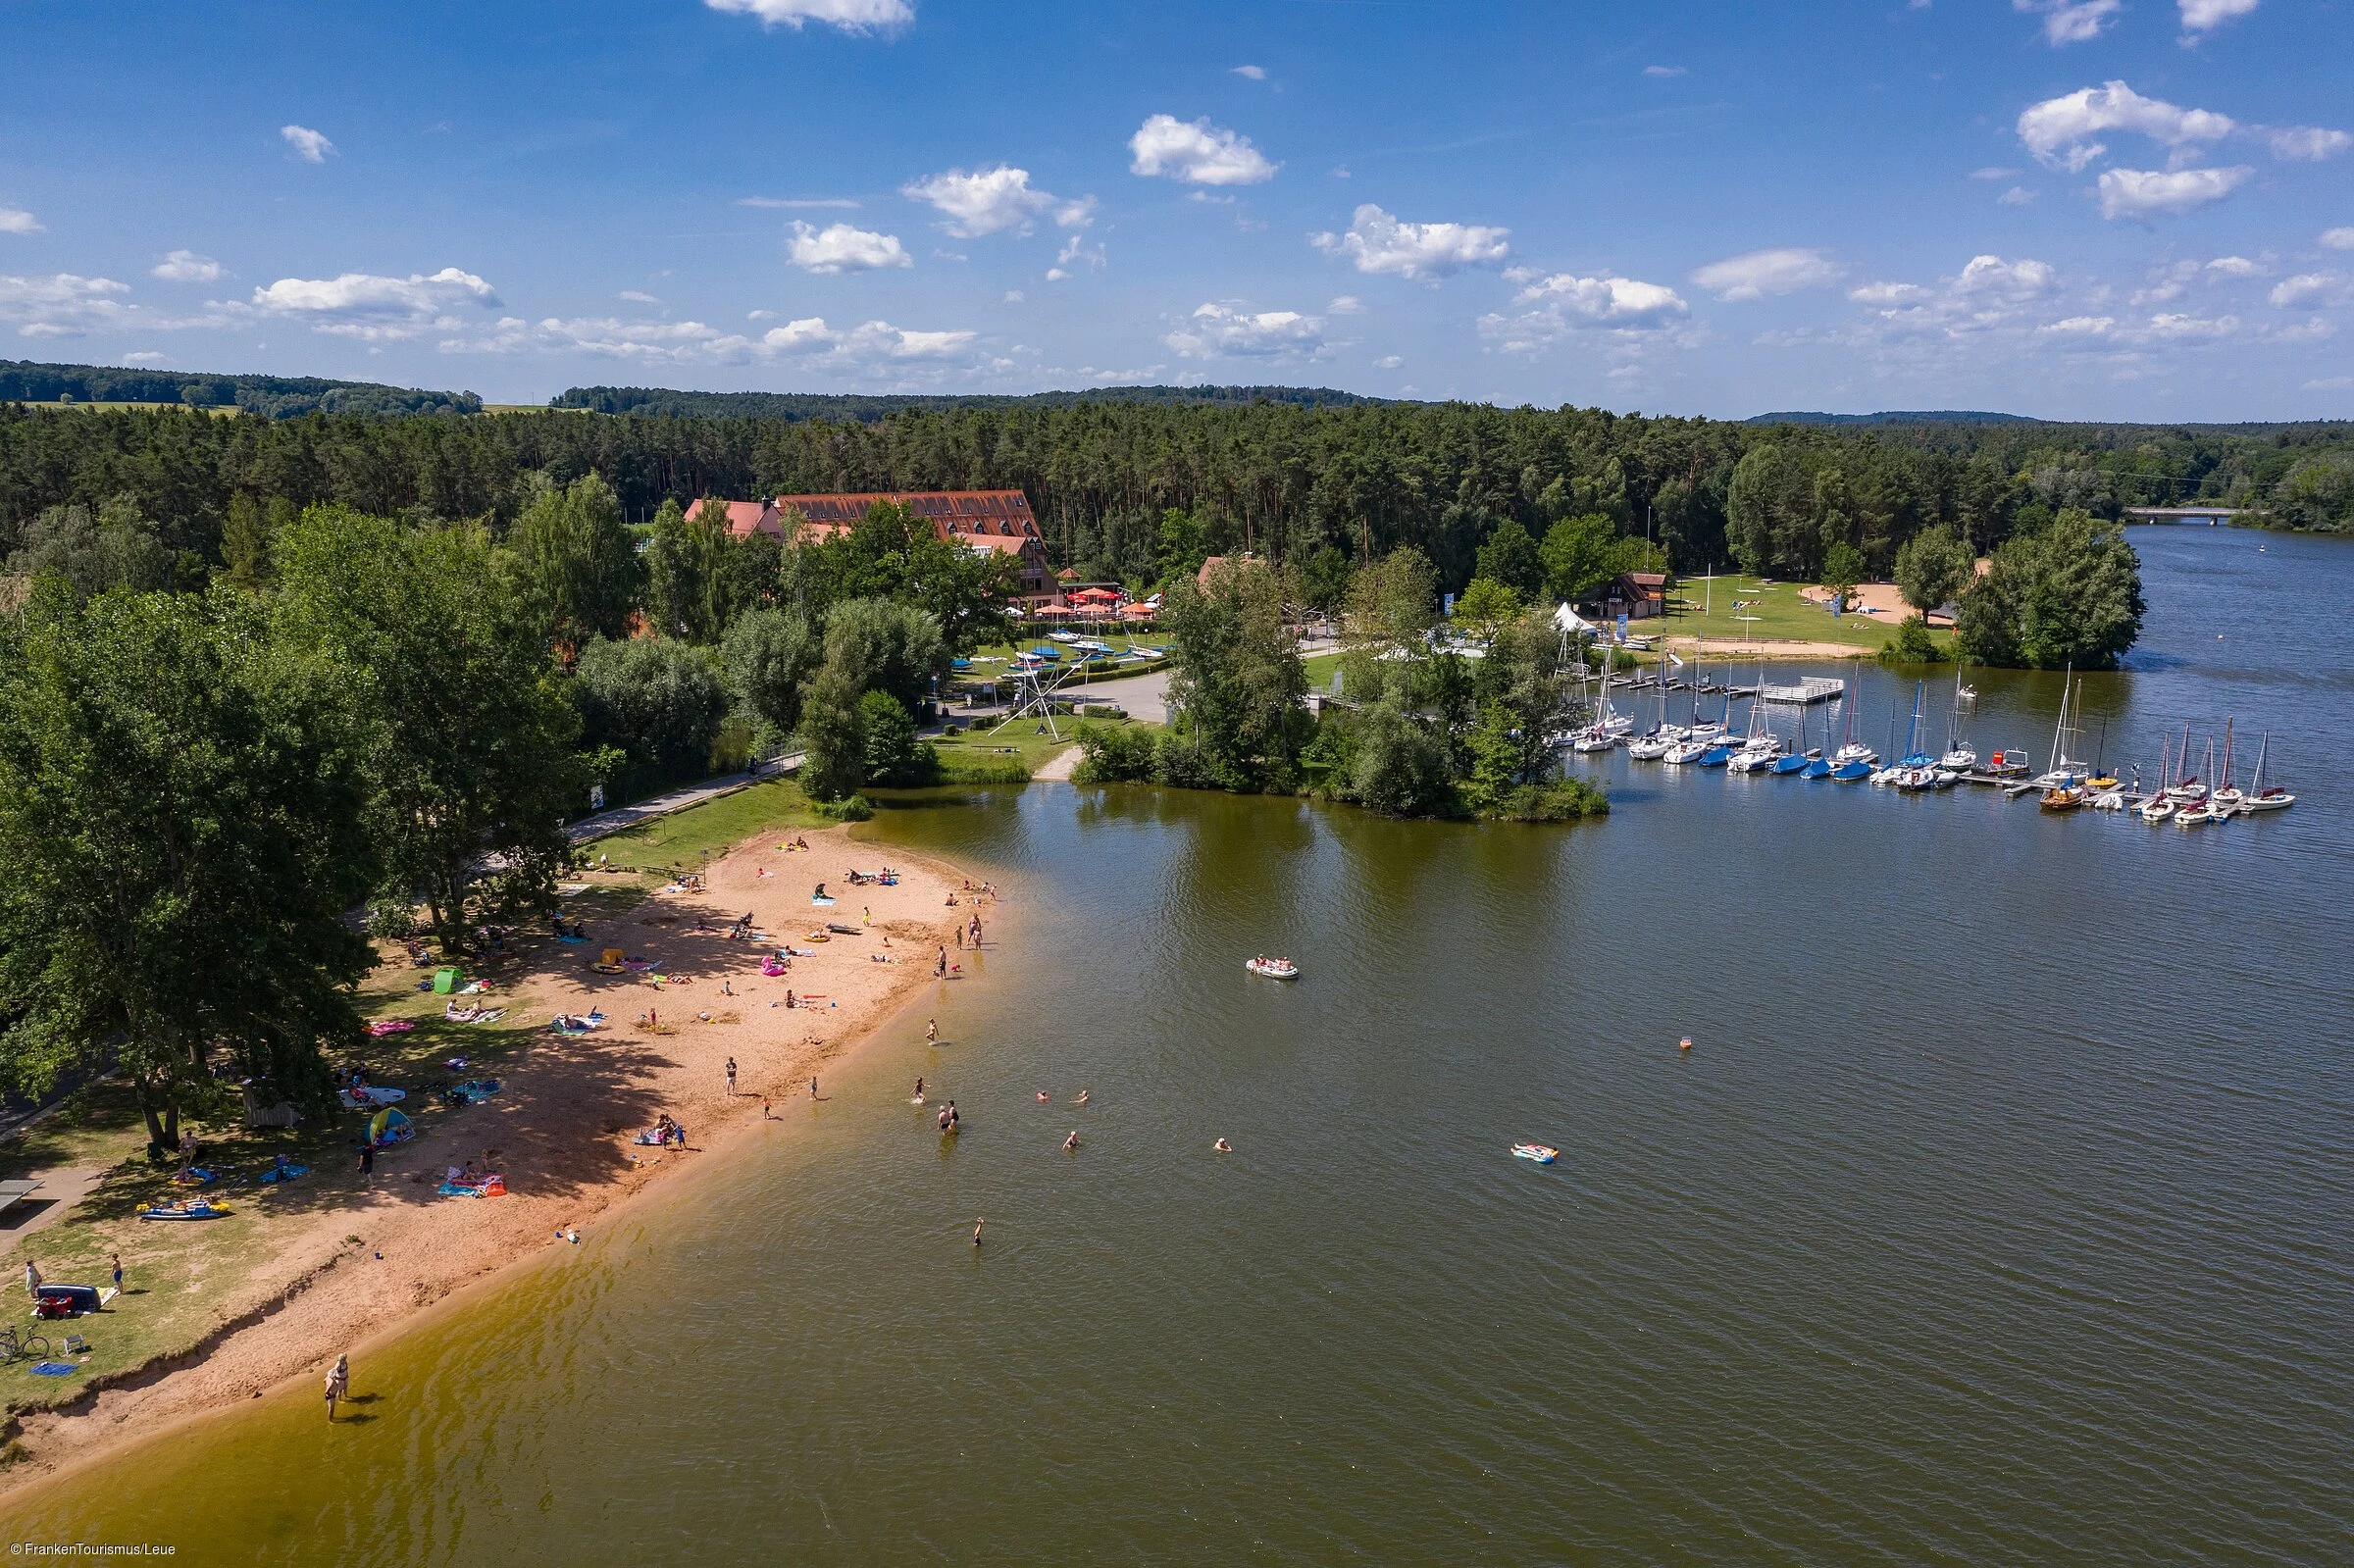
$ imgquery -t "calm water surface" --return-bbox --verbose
[8,527,2351,1563]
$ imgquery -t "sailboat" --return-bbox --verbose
[2139,732,2178,822]
[2175,739,2220,825]
[1626,661,1681,759]
[2209,719,2242,812]
[1829,683,1874,780]
[1936,665,1977,772]
[1772,698,1817,775]
[2164,723,2203,802]
[2241,732,2294,812]
[2032,667,2092,790]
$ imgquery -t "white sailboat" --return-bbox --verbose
[2242,732,2294,812]
[1936,665,1977,772]
[2209,719,2243,813]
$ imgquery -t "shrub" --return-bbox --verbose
[1877,616,1947,665]
[813,793,873,822]
[856,690,936,785]
[365,895,419,939]
[1071,723,1159,784]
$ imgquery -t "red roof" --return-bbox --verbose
[688,498,781,538]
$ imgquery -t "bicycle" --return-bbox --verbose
[0,1326,50,1364]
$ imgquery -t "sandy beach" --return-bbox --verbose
[2,824,987,1489]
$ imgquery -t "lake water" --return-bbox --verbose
[8,526,2351,1563]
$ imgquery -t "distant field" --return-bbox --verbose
[17,399,243,417]
[1645,578,1949,653]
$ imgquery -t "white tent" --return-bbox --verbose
[1552,602,1599,638]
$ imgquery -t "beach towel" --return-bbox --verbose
[258,1163,310,1185]
[28,1362,77,1376]
[557,935,585,943]
[366,1019,415,1037]
[172,1166,217,1187]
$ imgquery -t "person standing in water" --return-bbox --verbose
[914,1077,925,1098]
[325,1353,350,1422]
[925,1019,938,1043]
[1062,1130,1081,1152]
[972,1218,985,1246]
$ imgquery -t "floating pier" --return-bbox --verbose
[1759,677,1846,705]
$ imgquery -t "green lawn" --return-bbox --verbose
[588,777,833,876]
[1644,579,1951,655]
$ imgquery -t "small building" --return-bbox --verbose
[1197,552,1262,590]
[679,489,1054,605]
[1606,571,1667,621]
[685,498,782,537]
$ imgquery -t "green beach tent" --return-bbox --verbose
[432,967,462,994]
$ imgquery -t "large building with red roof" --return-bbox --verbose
[687,488,1052,605]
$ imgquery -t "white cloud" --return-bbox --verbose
[249,267,500,339]
[2015,0,2122,46]
[1849,281,1931,304]
[2018,81,2235,172]
[1373,354,1402,368]
[2178,0,2259,35]
[2324,228,2354,250]
[1232,65,1266,80]
[2097,165,2253,219]
[1643,65,1686,77]
[1955,255,2057,297]
[1309,203,1509,280]
[1970,167,2020,180]
[0,208,43,235]
[2041,315,2116,335]
[1165,302,1326,358]
[2000,186,2038,206]
[2270,272,2354,308]
[2141,311,2240,339]
[1327,294,1367,315]
[902,166,1045,237]
[1128,114,1278,185]
[2206,255,2261,276]
[1513,272,1687,320]
[151,250,224,282]
[442,312,978,372]
[702,0,912,32]
[1690,247,1842,300]
[617,289,662,304]
[0,273,132,337]
[122,351,168,365]
[2269,126,2351,161]
[785,221,911,273]
[281,125,334,163]
[2305,376,2353,389]
[737,196,861,210]
[1044,233,1105,281]
[1480,272,1688,354]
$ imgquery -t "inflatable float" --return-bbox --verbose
[1245,958,1299,980]
[140,1199,227,1221]
[1510,1143,1559,1165]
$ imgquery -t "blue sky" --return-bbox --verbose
[2,0,2349,419]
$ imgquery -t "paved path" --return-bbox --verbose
[566,755,802,845]
[1031,745,1084,782]
[1062,668,1171,723]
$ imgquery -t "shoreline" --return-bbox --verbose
[0,823,994,1495]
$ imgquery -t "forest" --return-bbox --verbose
[2,399,2349,613]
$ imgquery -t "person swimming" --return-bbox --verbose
[1035,1090,1049,1102]
[1214,1138,1231,1153]
[1062,1130,1080,1152]
[1075,1089,1090,1105]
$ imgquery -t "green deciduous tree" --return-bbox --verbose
[856,689,930,785]
[1538,513,1634,605]
[574,635,731,784]
[1473,518,1543,595]
[509,472,641,645]
[803,502,1018,655]
[1956,508,2144,670]
[721,606,821,739]
[1451,577,1524,641]
[1895,526,1972,620]
[1820,539,1866,610]
[0,580,378,1150]
[1162,559,1308,790]
[7,498,175,600]
[275,507,583,954]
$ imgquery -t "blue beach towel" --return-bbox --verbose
[29,1362,77,1376]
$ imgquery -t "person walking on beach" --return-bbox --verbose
[762,1097,774,1120]
[111,1253,123,1294]
[23,1260,39,1299]
[810,1076,819,1099]
[325,1354,350,1422]
[726,1057,738,1095]
[359,1143,376,1186]
[968,914,983,947]
[954,926,962,950]
[935,948,947,978]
